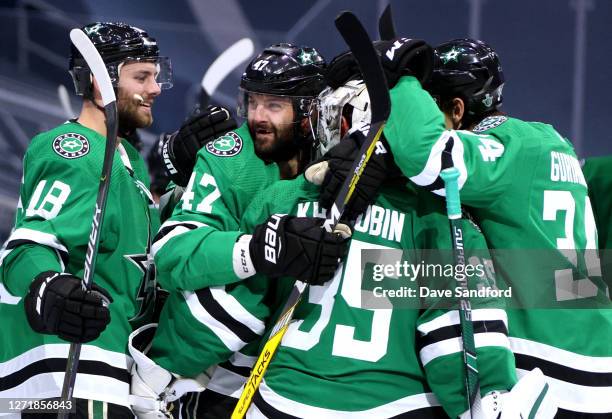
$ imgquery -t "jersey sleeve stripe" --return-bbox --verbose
[417,308,508,334]
[210,286,265,334]
[1,228,69,265]
[408,131,468,195]
[181,289,260,352]
[197,287,263,341]
[419,332,511,366]
[151,220,206,257]
[417,319,508,351]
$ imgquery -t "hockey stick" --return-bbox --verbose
[196,38,254,110]
[58,28,118,419]
[57,84,77,119]
[378,3,397,40]
[440,167,482,418]
[231,11,390,418]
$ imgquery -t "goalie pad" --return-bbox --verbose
[128,324,211,418]
[460,368,558,419]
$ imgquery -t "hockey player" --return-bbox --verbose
[0,22,172,417]
[317,38,612,416]
[136,44,347,417]
[130,75,556,418]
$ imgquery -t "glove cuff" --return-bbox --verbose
[233,235,256,279]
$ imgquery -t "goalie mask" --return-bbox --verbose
[309,79,371,158]
[69,22,173,98]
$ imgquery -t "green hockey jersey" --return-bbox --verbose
[0,122,158,407]
[383,76,612,415]
[149,122,280,399]
[152,123,280,291]
[150,175,516,418]
[583,156,612,286]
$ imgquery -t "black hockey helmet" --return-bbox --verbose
[427,38,504,124]
[237,43,326,120]
[69,22,172,98]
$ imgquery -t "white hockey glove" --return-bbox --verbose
[459,368,558,419]
[128,324,210,419]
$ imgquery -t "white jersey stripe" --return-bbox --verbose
[420,333,511,366]
[418,308,508,335]
[516,369,612,414]
[182,291,248,352]
[255,379,440,418]
[510,337,612,373]
[210,286,265,335]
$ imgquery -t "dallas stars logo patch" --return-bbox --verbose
[206,132,243,157]
[473,116,508,133]
[52,133,90,159]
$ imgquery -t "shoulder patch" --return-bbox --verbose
[52,132,90,159]
[206,132,243,157]
[472,116,508,133]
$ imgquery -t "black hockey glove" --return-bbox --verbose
[25,271,112,343]
[325,50,361,89]
[249,215,350,285]
[376,38,433,88]
[309,129,401,221]
[162,105,237,186]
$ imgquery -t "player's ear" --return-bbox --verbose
[340,116,350,138]
[452,98,465,129]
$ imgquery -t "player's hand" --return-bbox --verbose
[25,271,112,343]
[306,129,401,221]
[325,49,361,89]
[247,214,350,285]
[375,37,433,88]
[162,105,237,186]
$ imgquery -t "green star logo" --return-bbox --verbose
[60,138,83,152]
[206,132,243,157]
[440,47,462,64]
[298,50,314,65]
[52,133,90,159]
[213,136,236,151]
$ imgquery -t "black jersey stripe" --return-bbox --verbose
[195,287,260,343]
[5,239,69,266]
[218,360,252,378]
[417,320,508,352]
[153,222,199,244]
[515,353,612,387]
[0,358,129,392]
[555,408,612,418]
[424,136,455,192]
[253,390,447,418]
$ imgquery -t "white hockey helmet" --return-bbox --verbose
[309,78,371,158]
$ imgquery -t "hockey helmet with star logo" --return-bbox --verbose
[427,38,504,124]
[69,22,173,98]
[237,43,327,121]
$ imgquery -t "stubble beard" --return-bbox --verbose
[117,92,153,133]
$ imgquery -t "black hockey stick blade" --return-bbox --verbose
[378,4,397,40]
[322,11,391,230]
[59,28,118,419]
